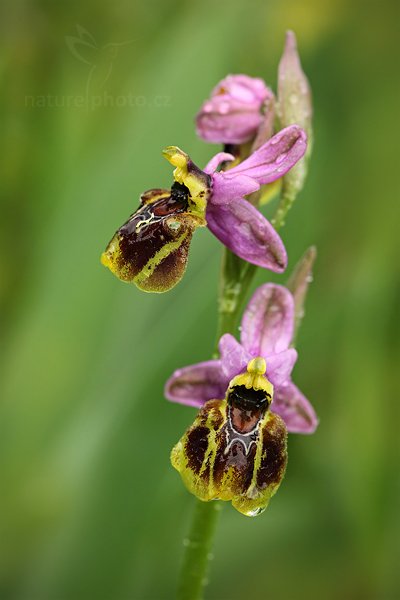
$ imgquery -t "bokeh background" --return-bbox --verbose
[1,0,400,598]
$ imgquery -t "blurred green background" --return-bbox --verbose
[1,0,399,598]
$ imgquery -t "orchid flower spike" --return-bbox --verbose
[195,74,274,145]
[165,282,318,434]
[101,125,307,292]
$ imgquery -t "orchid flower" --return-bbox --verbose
[167,283,318,516]
[165,282,318,434]
[101,125,307,292]
[170,356,288,516]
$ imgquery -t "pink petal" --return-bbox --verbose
[210,171,260,205]
[241,283,295,356]
[218,125,307,185]
[218,334,250,380]
[196,108,263,145]
[272,382,318,434]
[211,74,270,104]
[206,199,287,272]
[164,360,225,408]
[204,152,235,175]
[266,348,297,387]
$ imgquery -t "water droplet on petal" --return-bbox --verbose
[219,101,230,114]
[275,152,287,164]
[167,219,181,231]
[246,506,266,517]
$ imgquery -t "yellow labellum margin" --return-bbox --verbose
[171,358,288,516]
[133,229,188,289]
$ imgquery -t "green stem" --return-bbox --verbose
[177,501,221,600]
[177,181,290,599]
[216,204,287,343]
[216,250,257,345]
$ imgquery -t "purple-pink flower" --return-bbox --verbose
[196,74,273,144]
[166,124,307,274]
[102,125,306,291]
[165,282,318,433]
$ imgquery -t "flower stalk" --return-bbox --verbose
[177,501,221,600]
[216,250,257,345]
[216,194,287,345]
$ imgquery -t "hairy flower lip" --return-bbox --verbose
[165,283,318,434]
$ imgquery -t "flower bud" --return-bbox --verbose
[273,31,313,228]
[278,31,312,141]
[196,74,273,145]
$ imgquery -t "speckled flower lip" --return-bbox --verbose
[170,356,288,516]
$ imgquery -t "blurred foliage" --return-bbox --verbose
[1,0,400,598]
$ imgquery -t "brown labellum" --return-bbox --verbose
[101,183,204,292]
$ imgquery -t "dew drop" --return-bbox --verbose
[246,506,266,517]
[219,101,230,114]
[183,538,200,548]
[167,220,181,231]
[300,82,308,94]
[239,222,252,239]
[275,152,287,164]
